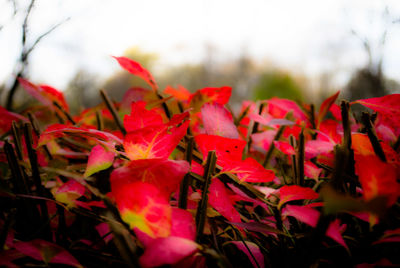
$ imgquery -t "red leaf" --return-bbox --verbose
[317,91,340,127]
[113,181,172,238]
[14,239,81,267]
[195,134,246,161]
[189,86,232,111]
[110,158,189,197]
[124,119,189,160]
[139,237,198,267]
[209,178,241,222]
[164,85,191,102]
[84,145,115,177]
[229,241,264,268]
[113,56,157,90]
[0,105,27,134]
[352,94,400,135]
[201,103,239,139]
[354,154,399,206]
[18,78,69,112]
[123,101,164,132]
[274,141,295,155]
[278,185,319,209]
[221,157,275,183]
[120,87,159,112]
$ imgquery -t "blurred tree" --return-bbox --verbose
[252,71,304,102]
[345,6,398,100]
[2,0,69,110]
[64,70,99,114]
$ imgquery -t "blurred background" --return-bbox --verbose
[1,0,400,113]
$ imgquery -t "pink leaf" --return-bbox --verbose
[14,239,81,267]
[305,140,335,159]
[113,56,157,90]
[84,145,115,177]
[139,237,198,267]
[278,185,319,209]
[229,241,265,268]
[201,103,239,139]
[274,141,295,155]
[304,161,322,180]
[170,208,196,240]
[209,178,241,222]
[267,97,307,121]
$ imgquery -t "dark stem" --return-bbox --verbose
[361,112,386,162]
[178,136,194,209]
[96,110,104,131]
[296,128,305,186]
[100,89,126,135]
[53,101,76,125]
[289,135,297,185]
[23,122,50,237]
[196,150,217,242]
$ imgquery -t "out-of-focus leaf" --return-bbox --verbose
[164,85,191,102]
[84,145,115,177]
[14,239,81,267]
[139,237,198,267]
[189,86,232,111]
[0,105,27,134]
[201,103,239,139]
[113,56,157,90]
[228,241,265,268]
[282,205,348,249]
[18,78,69,112]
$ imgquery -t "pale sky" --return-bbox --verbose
[1,0,400,91]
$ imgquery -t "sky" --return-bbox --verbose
[1,0,400,91]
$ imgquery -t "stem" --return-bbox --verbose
[361,112,386,162]
[156,92,171,119]
[11,121,23,160]
[289,135,297,185]
[263,125,286,168]
[178,136,194,209]
[196,150,217,242]
[23,122,50,238]
[296,128,305,186]
[53,101,76,125]
[100,89,126,135]
[96,110,104,131]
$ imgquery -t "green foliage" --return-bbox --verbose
[253,71,304,101]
